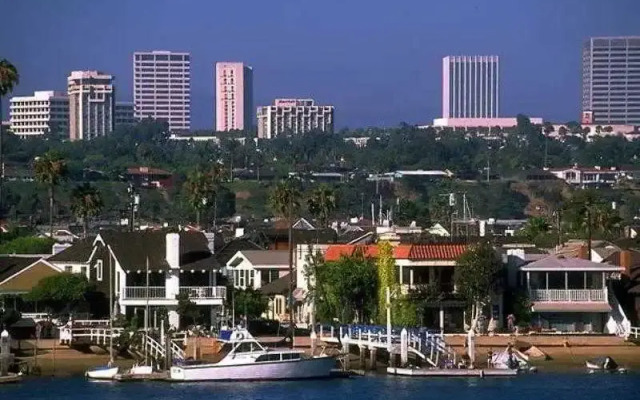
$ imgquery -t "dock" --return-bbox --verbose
[387,367,518,377]
[114,371,170,381]
[0,373,22,384]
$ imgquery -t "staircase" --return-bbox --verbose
[606,283,631,337]
[132,332,186,365]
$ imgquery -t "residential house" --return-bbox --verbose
[126,166,173,189]
[50,231,225,328]
[547,166,621,188]
[322,243,472,332]
[0,256,61,310]
[519,255,626,333]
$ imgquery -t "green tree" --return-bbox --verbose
[25,273,91,313]
[183,168,214,227]
[454,241,502,330]
[0,59,20,217]
[376,241,396,324]
[307,184,337,228]
[34,151,67,237]
[175,292,200,327]
[70,183,103,238]
[314,250,377,323]
[209,162,226,227]
[0,236,55,254]
[233,288,268,322]
[519,216,550,241]
[269,179,302,334]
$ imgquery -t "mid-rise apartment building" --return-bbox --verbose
[582,36,640,125]
[115,102,136,127]
[68,70,115,141]
[215,62,253,132]
[257,99,334,139]
[9,91,69,138]
[133,51,191,132]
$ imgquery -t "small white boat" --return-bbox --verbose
[128,364,153,375]
[169,329,336,381]
[86,365,119,380]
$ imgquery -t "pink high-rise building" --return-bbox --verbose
[215,62,253,132]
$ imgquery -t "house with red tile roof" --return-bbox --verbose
[322,243,472,331]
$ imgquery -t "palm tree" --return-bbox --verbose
[0,59,20,217]
[209,162,226,228]
[71,183,103,238]
[183,168,214,227]
[34,151,67,237]
[269,179,301,345]
[307,185,337,228]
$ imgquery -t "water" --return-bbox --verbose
[1,373,638,400]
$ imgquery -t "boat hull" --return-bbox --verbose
[86,366,119,380]
[170,356,336,381]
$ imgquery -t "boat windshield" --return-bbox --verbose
[255,352,301,362]
[232,341,263,353]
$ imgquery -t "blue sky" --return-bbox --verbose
[1,0,639,129]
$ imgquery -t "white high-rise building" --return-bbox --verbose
[215,62,253,132]
[257,99,334,139]
[133,51,191,132]
[582,37,640,125]
[68,71,115,141]
[442,55,499,119]
[9,91,69,138]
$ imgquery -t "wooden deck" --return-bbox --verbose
[387,367,518,377]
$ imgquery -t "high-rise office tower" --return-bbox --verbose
[582,37,640,125]
[9,91,69,138]
[115,101,136,127]
[68,70,115,141]
[442,55,499,119]
[133,50,191,132]
[215,62,253,132]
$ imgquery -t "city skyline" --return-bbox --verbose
[2,0,640,129]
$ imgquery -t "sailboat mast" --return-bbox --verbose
[108,245,114,365]
[145,256,150,365]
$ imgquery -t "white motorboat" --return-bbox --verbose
[86,365,119,380]
[170,329,336,381]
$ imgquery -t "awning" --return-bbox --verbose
[532,302,612,313]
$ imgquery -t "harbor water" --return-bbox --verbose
[1,373,639,400]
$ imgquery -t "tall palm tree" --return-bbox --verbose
[209,162,226,228]
[269,179,301,345]
[71,183,103,238]
[183,168,214,227]
[34,151,67,237]
[307,184,337,228]
[0,59,20,217]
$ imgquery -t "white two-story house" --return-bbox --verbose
[49,231,226,329]
[520,255,625,333]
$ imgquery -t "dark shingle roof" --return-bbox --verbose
[47,237,95,263]
[261,228,337,244]
[215,239,264,266]
[0,256,42,282]
[98,231,218,271]
[259,273,291,296]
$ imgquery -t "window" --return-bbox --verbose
[249,270,255,288]
[96,259,103,281]
[256,353,282,362]
[81,266,87,277]
[65,265,72,273]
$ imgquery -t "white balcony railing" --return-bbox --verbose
[124,286,166,299]
[179,286,227,299]
[123,286,227,300]
[529,289,605,302]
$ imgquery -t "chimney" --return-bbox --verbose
[578,245,589,260]
[166,233,180,269]
[234,228,245,238]
[204,232,216,253]
[620,250,632,277]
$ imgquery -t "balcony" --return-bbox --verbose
[179,286,226,299]
[123,286,226,300]
[529,289,606,302]
[124,286,166,299]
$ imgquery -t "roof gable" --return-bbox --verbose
[521,255,624,271]
[0,259,60,292]
[234,250,289,267]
